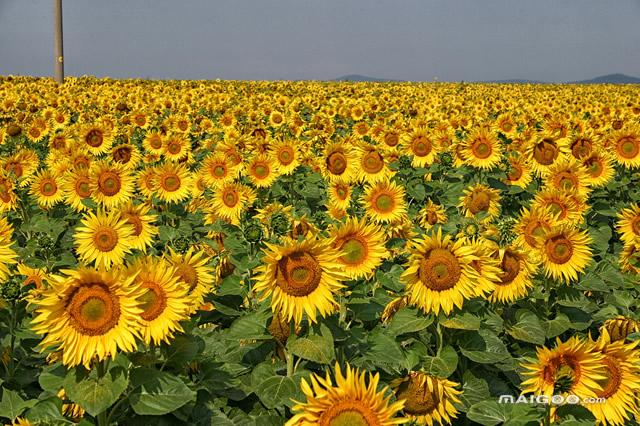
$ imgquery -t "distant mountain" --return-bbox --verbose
[569,73,640,84]
[330,73,640,84]
[333,74,401,82]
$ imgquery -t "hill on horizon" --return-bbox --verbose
[332,73,640,84]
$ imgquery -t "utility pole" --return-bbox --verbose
[54,0,64,84]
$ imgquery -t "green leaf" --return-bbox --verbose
[440,312,481,330]
[129,368,196,416]
[38,364,67,393]
[459,371,491,410]
[466,401,541,426]
[162,334,204,366]
[385,308,432,337]
[423,346,458,378]
[364,331,405,371]
[254,375,297,409]
[507,309,546,345]
[0,388,35,420]
[227,309,272,340]
[542,313,572,338]
[63,366,128,417]
[460,328,510,364]
[590,225,611,256]
[25,397,71,424]
[287,324,334,364]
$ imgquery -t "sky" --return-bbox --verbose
[1,0,639,82]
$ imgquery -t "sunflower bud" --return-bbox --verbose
[243,223,263,243]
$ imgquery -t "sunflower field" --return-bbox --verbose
[0,76,639,425]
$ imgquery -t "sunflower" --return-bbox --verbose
[286,362,405,426]
[391,372,462,426]
[111,142,142,170]
[568,129,600,160]
[608,125,640,168]
[601,316,640,342]
[584,330,640,425]
[401,127,439,168]
[0,171,17,212]
[246,154,279,188]
[163,133,191,162]
[31,267,144,368]
[327,181,352,211]
[136,167,157,198]
[153,162,192,203]
[458,184,501,223]
[61,168,92,212]
[487,246,538,303]
[531,189,586,227]
[119,201,158,253]
[361,181,408,224]
[201,152,240,188]
[401,229,492,315]
[504,155,532,188]
[462,126,503,170]
[253,237,346,325]
[270,138,300,175]
[356,144,393,184]
[90,160,135,209]
[30,169,64,209]
[3,149,39,187]
[16,262,47,290]
[165,247,215,313]
[0,223,17,282]
[74,209,134,270]
[321,140,358,184]
[536,225,592,283]
[526,133,569,177]
[543,158,591,197]
[521,336,606,399]
[329,217,388,280]
[616,203,640,245]
[582,151,615,188]
[142,130,165,155]
[418,199,447,230]
[128,257,191,346]
[619,243,640,274]
[78,123,114,155]
[209,182,250,225]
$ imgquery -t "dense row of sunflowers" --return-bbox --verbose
[0,75,639,425]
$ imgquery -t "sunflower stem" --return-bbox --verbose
[286,350,295,377]
[436,319,443,357]
[543,403,551,426]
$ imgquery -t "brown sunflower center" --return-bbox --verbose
[384,132,399,147]
[160,174,181,192]
[113,146,132,163]
[471,138,492,159]
[545,234,574,264]
[419,248,461,291]
[93,227,119,252]
[469,191,491,214]
[177,120,189,132]
[533,139,559,165]
[222,189,239,207]
[138,281,167,322]
[499,251,521,285]
[149,135,163,150]
[277,147,294,165]
[556,172,578,190]
[0,180,12,202]
[125,213,143,236]
[5,162,23,178]
[617,136,639,159]
[362,151,384,174]
[85,129,104,148]
[338,236,369,266]
[508,163,523,181]
[631,216,640,237]
[167,141,182,155]
[544,355,581,393]
[396,375,439,415]
[40,179,57,197]
[175,263,198,292]
[335,184,349,200]
[97,171,122,196]
[425,210,439,225]
[276,251,321,297]
[571,139,592,159]
[212,164,227,178]
[66,283,120,336]
[373,193,395,213]
[326,151,348,175]
[411,136,432,157]
[75,178,91,198]
[584,157,604,177]
[252,162,270,179]
[319,400,377,426]
[596,357,622,399]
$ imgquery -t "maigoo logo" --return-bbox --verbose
[498,395,606,405]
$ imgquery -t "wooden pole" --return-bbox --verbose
[54,0,64,83]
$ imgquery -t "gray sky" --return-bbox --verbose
[1,0,639,82]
